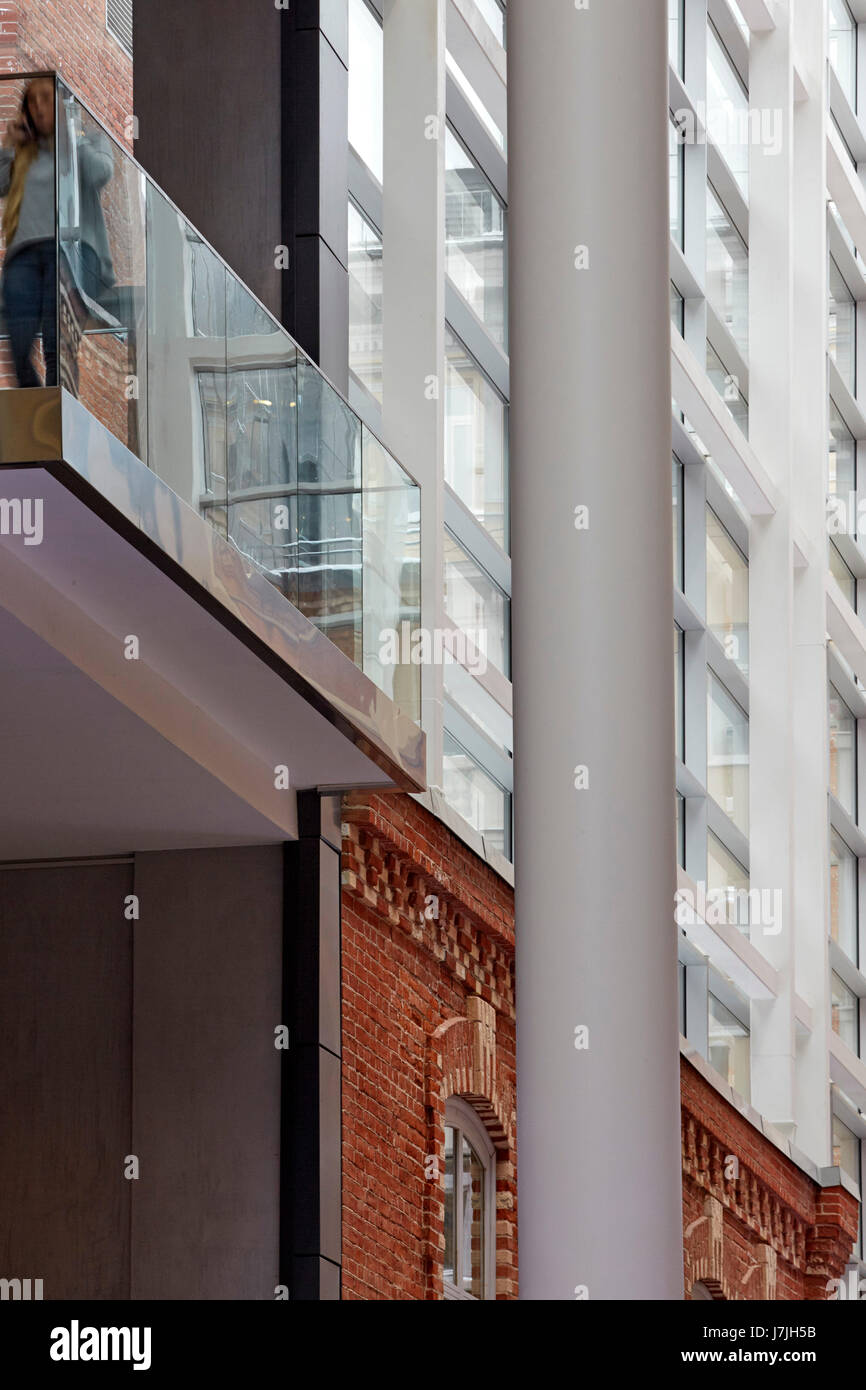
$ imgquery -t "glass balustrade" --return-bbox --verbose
[0,73,421,721]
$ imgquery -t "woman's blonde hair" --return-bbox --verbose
[2,79,51,248]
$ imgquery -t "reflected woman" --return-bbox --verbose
[0,77,114,388]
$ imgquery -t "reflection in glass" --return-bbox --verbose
[461,1135,484,1298]
[443,1126,456,1285]
[707,24,749,195]
[671,283,684,336]
[706,184,749,356]
[444,529,508,676]
[673,456,684,590]
[57,82,147,458]
[669,0,684,76]
[475,0,505,47]
[830,830,858,964]
[362,428,421,721]
[833,1112,862,1257]
[348,0,383,181]
[670,117,683,248]
[348,200,383,403]
[446,51,505,151]
[674,625,684,761]
[707,672,749,833]
[830,541,857,608]
[445,127,506,349]
[829,683,857,819]
[829,400,856,509]
[829,257,856,395]
[147,182,227,533]
[676,792,686,870]
[708,994,750,1100]
[445,326,508,549]
[832,971,859,1052]
[706,507,749,676]
[443,731,508,856]
[706,339,749,437]
[707,831,750,935]
[830,0,857,111]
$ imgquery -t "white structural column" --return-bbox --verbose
[790,0,831,1164]
[748,1,797,1132]
[509,0,683,1299]
[382,0,446,785]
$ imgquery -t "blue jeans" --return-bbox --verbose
[2,241,57,388]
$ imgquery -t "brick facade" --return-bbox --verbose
[341,791,517,1300]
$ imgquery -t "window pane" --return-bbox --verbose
[445,127,506,349]
[829,683,857,819]
[833,1114,860,1183]
[706,508,749,676]
[444,1126,456,1285]
[829,257,856,396]
[444,530,509,675]
[706,340,749,437]
[830,0,857,111]
[446,51,505,151]
[671,283,684,336]
[708,994,751,1101]
[829,400,856,505]
[830,541,857,607]
[443,732,509,855]
[674,625,684,761]
[676,792,686,870]
[348,202,383,403]
[830,830,859,964]
[832,971,859,1052]
[669,0,684,76]
[673,456,684,589]
[670,117,683,248]
[707,673,749,834]
[474,0,504,47]
[445,327,508,548]
[348,0,383,181]
[461,1136,485,1298]
[707,831,750,935]
[706,185,749,357]
[707,24,749,196]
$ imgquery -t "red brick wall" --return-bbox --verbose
[341,792,517,1300]
[682,1057,858,1300]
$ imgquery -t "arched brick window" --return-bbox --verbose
[443,1097,496,1301]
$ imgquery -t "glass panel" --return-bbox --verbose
[443,1126,456,1286]
[706,507,749,676]
[706,184,749,357]
[833,1114,860,1182]
[445,325,508,549]
[829,257,856,396]
[461,1136,484,1299]
[670,116,683,248]
[829,400,856,513]
[707,23,749,196]
[348,0,383,182]
[676,792,686,870]
[362,426,421,721]
[831,971,859,1052]
[296,356,363,666]
[445,667,512,759]
[830,830,859,964]
[57,81,147,457]
[671,283,684,336]
[0,75,57,389]
[446,51,505,152]
[673,455,684,589]
[443,731,509,855]
[674,624,684,762]
[829,683,857,819]
[444,529,509,675]
[225,277,298,602]
[708,994,751,1101]
[146,181,227,533]
[348,200,383,403]
[706,339,749,437]
[707,672,749,834]
[707,831,750,935]
[830,541,857,607]
[830,0,858,111]
[669,0,684,76]
[474,0,505,47]
[445,126,506,350]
